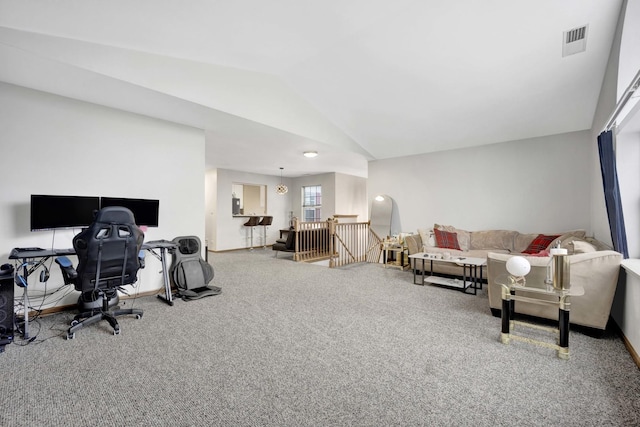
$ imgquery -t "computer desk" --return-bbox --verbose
[9,239,178,338]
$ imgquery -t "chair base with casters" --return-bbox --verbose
[67,289,143,340]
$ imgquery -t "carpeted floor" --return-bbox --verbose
[1,249,639,426]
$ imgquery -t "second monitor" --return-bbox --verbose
[100,197,159,227]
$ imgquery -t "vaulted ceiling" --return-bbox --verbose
[0,0,624,177]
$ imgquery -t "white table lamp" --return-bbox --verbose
[506,255,531,286]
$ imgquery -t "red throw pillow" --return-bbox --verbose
[523,234,560,254]
[434,228,461,250]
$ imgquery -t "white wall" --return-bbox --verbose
[0,82,205,309]
[614,265,640,358]
[334,173,368,222]
[368,130,593,235]
[204,169,218,250]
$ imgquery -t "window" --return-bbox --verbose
[302,185,322,222]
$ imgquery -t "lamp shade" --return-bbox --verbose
[506,256,531,277]
[276,167,288,195]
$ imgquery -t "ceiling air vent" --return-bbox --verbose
[562,25,588,57]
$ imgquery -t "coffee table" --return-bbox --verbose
[408,252,486,295]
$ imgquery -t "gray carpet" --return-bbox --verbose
[1,249,639,426]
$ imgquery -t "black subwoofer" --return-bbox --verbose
[0,264,15,351]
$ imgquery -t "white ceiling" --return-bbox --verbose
[0,0,624,178]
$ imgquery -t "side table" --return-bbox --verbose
[382,243,409,270]
[496,275,585,359]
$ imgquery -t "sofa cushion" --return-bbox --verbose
[553,230,587,253]
[513,233,538,253]
[573,240,597,253]
[522,234,560,254]
[435,224,470,251]
[469,230,518,251]
[434,229,461,250]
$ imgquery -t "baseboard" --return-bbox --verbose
[23,288,164,318]
[209,246,273,253]
[611,321,640,369]
[623,334,640,369]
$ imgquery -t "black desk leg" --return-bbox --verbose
[155,248,174,306]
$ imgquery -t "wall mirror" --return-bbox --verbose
[370,194,393,239]
[232,183,267,216]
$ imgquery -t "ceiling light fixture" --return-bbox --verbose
[303,151,318,158]
[276,167,288,195]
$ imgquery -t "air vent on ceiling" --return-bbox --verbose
[562,25,588,57]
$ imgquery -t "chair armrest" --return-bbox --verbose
[405,234,423,255]
[138,250,146,269]
[55,256,77,284]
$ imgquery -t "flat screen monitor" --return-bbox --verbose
[30,194,100,231]
[100,197,160,227]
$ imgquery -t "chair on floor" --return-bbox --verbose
[169,236,220,301]
[243,216,260,250]
[55,206,145,339]
[258,216,273,249]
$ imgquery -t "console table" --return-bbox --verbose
[495,275,584,359]
[408,252,485,295]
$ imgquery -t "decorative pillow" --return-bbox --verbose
[528,249,551,257]
[435,223,470,251]
[522,234,560,254]
[434,228,461,250]
[418,228,435,247]
[573,240,597,253]
[555,230,587,253]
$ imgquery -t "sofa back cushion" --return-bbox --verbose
[470,230,518,251]
[513,233,538,253]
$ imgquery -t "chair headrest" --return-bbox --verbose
[94,206,136,225]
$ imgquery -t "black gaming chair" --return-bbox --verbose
[56,207,145,339]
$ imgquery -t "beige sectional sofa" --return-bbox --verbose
[405,225,594,279]
[405,224,622,332]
